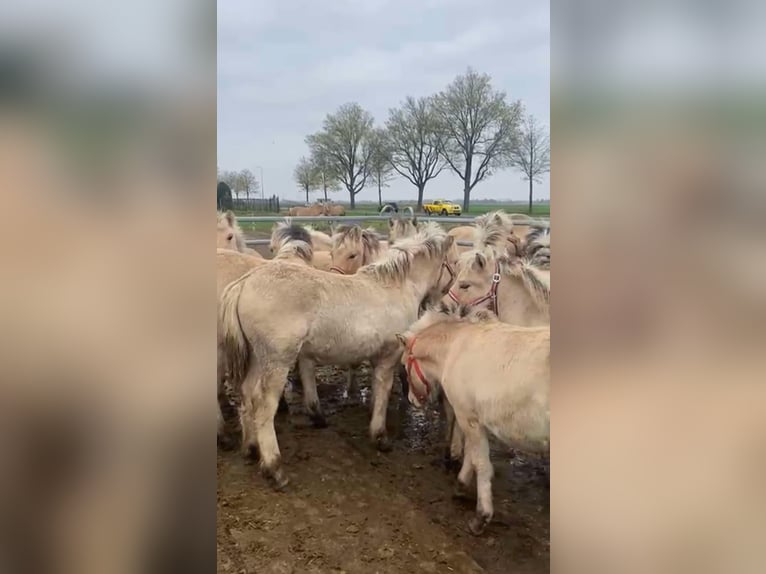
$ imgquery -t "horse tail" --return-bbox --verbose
[219,276,250,387]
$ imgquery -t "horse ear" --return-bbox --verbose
[395,333,409,348]
[224,210,236,225]
[473,252,485,269]
[444,235,454,250]
[388,218,395,228]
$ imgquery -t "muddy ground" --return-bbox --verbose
[217,365,549,574]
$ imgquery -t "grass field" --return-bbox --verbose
[232,202,549,234]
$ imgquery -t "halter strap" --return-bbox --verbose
[447,261,501,315]
[404,336,431,403]
[439,260,456,293]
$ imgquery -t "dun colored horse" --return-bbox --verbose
[218,224,456,489]
[398,303,549,535]
[217,210,263,257]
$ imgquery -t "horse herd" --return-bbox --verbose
[216,209,550,535]
[286,201,346,217]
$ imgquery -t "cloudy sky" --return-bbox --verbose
[218,0,549,204]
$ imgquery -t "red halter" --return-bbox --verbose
[447,261,501,315]
[404,336,432,403]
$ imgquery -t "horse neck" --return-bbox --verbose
[234,229,247,252]
[497,273,549,326]
[407,255,443,303]
[416,324,456,378]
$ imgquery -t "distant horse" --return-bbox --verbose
[218,223,456,489]
[397,303,549,535]
[287,203,325,217]
[324,203,346,216]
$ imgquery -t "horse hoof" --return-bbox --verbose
[453,481,472,500]
[217,433,236,452]
[468,514,491,536]
[268,467,290,491]
[244,444,260,461]
[375,436,392,452]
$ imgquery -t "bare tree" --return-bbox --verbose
[510,114,550,214]
[368,128,395,209]
[309,150,342,202]
[238,169,258,201]
[433,68,523,211]
[219,170,240,199]
[306,103,375,209]
[386,96,444,210]
[293,156,320,204]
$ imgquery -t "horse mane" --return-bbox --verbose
[408,300,498,337]
[218,210,248,252]
[529,248,550,269]
[388,218,420,243]
[361,222,448,284]
[270,219,314,263]
[332,225,383,263]
[525,225,550,269]
[472,210,514,252]
[458,248,550,315]
[501,257,550,315]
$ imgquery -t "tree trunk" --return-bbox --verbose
[417,183,425,210]
[305,186,309,204]
[528,178,534,214]
[462,156,472,212]
[463,181,471,215]
[349,190,356,210]
[323,184,328,202]
[377,180,382,209]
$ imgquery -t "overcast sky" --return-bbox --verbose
[218,0,549,204]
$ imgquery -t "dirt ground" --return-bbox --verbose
[217,365,549,574]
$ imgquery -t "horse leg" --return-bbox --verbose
[247,365,290,489]
[216,344,233,449]
[277,392,289,414]
[463,424,493,535]
[454,428,476,501]
[345,366,358,398]
[398,364,409,398]
[441,394,463,472]
[298,356,326,428]
[369,356,397,452]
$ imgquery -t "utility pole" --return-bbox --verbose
[255,165,265,199]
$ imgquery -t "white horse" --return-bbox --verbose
[397,303,550,535]
[218,223,456,488]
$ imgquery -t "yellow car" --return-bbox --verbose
[423,199,462,216]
